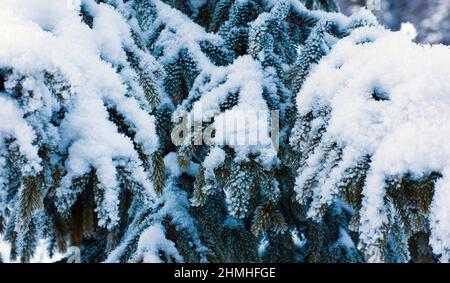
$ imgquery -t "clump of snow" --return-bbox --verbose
[0,96,41,174]
[164,152,199,177]
[203,147,226,180]
[335,228,356,250]
[164,152,183,177]
[136,223,183,263]
[295,25,450,261]
[400,22,418,40]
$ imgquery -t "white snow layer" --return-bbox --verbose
[296,26,450,261]
[203,147,226,180]
[0,96,41,174]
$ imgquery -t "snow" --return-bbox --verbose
[91,2,133,65]
[203,147,226,180]
[295,25,450,261]
[136,223,183,263]
[0,0,80,33]
[400,22,417,40]
[164,152,183,177]
[0,96,41,174]
[335,227,356,250]
[164,152,199,177]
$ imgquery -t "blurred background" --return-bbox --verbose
[337,0,450,45]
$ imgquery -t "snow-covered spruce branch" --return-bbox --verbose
[290,26,450,262]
